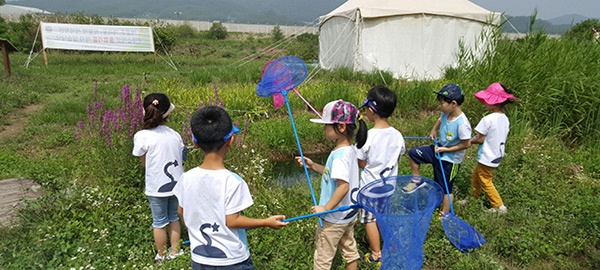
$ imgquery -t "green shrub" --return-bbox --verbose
[563,19,600,41]
[271,25,284,42]
[207,21,228,40]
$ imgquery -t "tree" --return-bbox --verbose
[563,19,600,41]
[271,25,284,42]
[207,21,228,40]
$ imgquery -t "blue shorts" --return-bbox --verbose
[192,257,254,270]
[148,195,179,228]
[407,145,461,194]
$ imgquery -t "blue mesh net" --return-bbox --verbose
[441,213,487,252]
[358,175,443,270]
[255,56,308,98]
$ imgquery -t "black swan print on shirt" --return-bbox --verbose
[158,159,179,192]
[343,187,360,220]
[490,142,505,164]
[193,223,227,258]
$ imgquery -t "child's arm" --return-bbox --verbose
[471,133,486,145]
[139,154,146,167]
[358,159,366,169]
[226,213,288,229]
[295,156,324,174]
[437,139,471,153]
[178,206,185,226]
[312,179,348,213]
[430,118,441,139]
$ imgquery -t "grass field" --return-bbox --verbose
[0,29,599,269]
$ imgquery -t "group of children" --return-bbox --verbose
[131,82,516,269]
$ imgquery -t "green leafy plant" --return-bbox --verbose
[207,21,228,40]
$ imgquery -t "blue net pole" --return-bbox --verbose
[282,90,321,227]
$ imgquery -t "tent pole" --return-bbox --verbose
[353,9,360,71]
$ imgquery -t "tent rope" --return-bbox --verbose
[152,27,178,71]
[25,25,41,68]
[230,18,320,67]
[502,14,521,35]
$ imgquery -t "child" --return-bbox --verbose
[174,106,288,269]
[405,84,472,215]
[296,99,368,270]
[356,86,405,265]
[470,82,516,214]
[132,93,184,263]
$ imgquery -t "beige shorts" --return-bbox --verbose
[313,219,360,270]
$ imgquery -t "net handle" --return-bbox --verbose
[434,138,455,214]
[282,204,360,222]
[404,136,431,140]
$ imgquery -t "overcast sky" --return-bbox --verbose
[471,0,600,20]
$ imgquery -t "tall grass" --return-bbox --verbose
[448,31,600,147]
[0,28,599,269]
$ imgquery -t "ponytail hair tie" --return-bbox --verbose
[152,100,159,106]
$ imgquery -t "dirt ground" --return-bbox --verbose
[0,104,44,227]
[0,178,42,227]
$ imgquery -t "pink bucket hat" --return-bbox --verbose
[474,82,515,105]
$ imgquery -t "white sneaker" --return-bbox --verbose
[154,253,165,264]
[167,249,184,260]
[487,205,507,214]
[402,177,427,194]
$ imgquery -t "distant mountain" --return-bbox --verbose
[547,14,589,26]
[10,0,345,25]
[502,16,573,34]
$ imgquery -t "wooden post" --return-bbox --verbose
[0,38,18,77]
[40,24,48,66]
[2,44,10,77]
[43,48,48,66]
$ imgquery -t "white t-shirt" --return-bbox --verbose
[319,146,359,224]
[356,127,405,187]
[173,167,254,266]
[439,112,472,164]
[475,113,510,168]
[132,125,184,197]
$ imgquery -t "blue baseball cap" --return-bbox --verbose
[433,84,464,101]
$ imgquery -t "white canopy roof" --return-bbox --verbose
[320,0,499,24]
[317,0,500,80]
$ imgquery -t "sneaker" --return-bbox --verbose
[487,205,508,214]
[361,252,381,267]
[167,249,184,260]
[154,253,165,264]
[402,177,427,194]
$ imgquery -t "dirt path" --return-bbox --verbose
[0,104,45,227]
[0,104,44,139]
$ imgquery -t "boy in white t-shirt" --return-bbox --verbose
[173,106,288,269]
[356,86,405,265]
[470,82,516,214]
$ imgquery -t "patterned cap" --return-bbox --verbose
[310,100,359,124]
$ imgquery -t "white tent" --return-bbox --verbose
[318,0,500,80]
